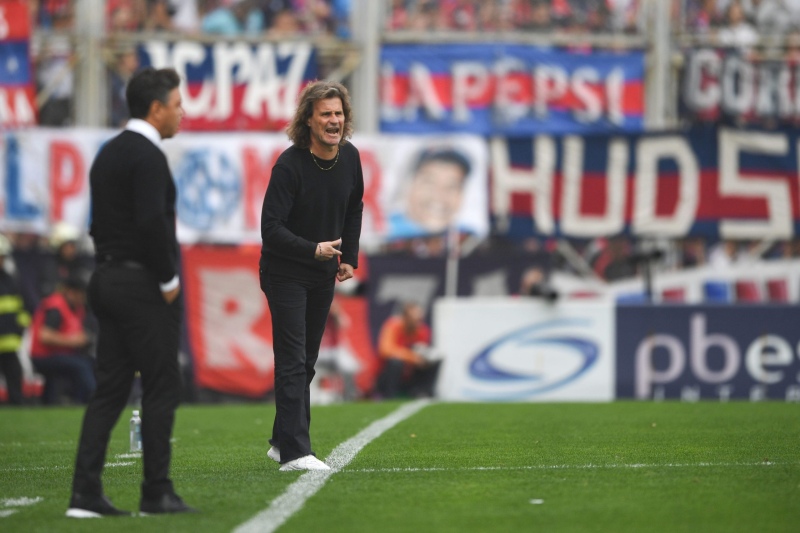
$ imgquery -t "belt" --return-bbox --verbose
[100,256,144,269]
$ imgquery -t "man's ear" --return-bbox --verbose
[148,99,161,120]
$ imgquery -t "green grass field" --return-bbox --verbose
[1,401,798,532]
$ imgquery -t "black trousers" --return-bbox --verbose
[261,270,334,464]
[71,264,182,499]
[377,359,440,399]
[0,351,23,405]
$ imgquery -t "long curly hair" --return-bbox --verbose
[286,80,354,149]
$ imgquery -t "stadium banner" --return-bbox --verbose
[492,125,800,240]
[681,48,800,127]
[0,0,36,127]
[434,299,615,401]
[616,305,800,402]
[0,129,488,244]
[137,40,317,131]
[182,245,378,398]
[380,43,644,135]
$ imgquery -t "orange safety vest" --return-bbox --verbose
[30,292,85,358]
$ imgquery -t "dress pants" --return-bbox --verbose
[71,263,182,499]
[261,270,334,464]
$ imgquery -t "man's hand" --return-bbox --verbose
[337,263,354,282]
[162,285,181,304]
[315,238,343,261]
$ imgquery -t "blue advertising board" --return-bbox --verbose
[616,305,800,401]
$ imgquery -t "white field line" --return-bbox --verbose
[2,496,43,507]
[233,399,432,533]
[339,461,789,474]
[1,461,135,473]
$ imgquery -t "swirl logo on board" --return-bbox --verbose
[465,319,599,400]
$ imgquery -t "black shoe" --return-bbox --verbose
[139,493,198,515]
[66,493,132,518]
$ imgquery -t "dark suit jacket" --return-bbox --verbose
[89,130,179,284]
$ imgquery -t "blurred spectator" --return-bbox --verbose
[260,0,296,29]
[312,297,360,403]
[708,239,742,268]
[169,0,201,32]
[29,276,95,405]
[375,302,440,399]
[386,0,411,30]
[717,1,759,50]
[592,236,638,281]
[518,266,559,302]
[38,222,94,300]
[9,233,47,314]
[35,4,76,126]
[684,0,725,32]
[407,0,440,31]
[143,0,176,31]
[201,0,264,35]
[331,0,351,38]
[0,235,30,406]
[606,0,641,33]
[107,0,147,32]
[37,0,75,29]
[301,0,336,35]
[528,0,554,31]
[266,8,301,37]
[679,237,708,268]
[440,0,479,31]
[108,47,140,127]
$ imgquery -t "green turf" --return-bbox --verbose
[1,402,798,532]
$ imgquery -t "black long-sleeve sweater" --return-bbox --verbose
[260,142,364,281]
[89,131,179,284]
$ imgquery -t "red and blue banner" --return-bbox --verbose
[682,48,800,128]
[0,0,36,127]
[182,245,379,398]
[492,125,800,240]
[138,40,317,131]
[380,43,644,135]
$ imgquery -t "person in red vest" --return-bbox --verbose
[376,301,440,399]
[30,275,95,405]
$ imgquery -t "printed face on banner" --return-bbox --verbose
[375,135,489,242]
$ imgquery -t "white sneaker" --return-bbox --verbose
[279,455,331,471]
[267,446,281,463]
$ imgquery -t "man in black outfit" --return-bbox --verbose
[260,80,363,471]
[66,67,196,517]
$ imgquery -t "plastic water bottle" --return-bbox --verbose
[129,410,142,453]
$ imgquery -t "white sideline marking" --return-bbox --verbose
[115,453,142,459]
[233,399,431,533]
[339,461,785,474]
[0,496,44,519]
[1,461,135,473]
[2,496,43,507]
